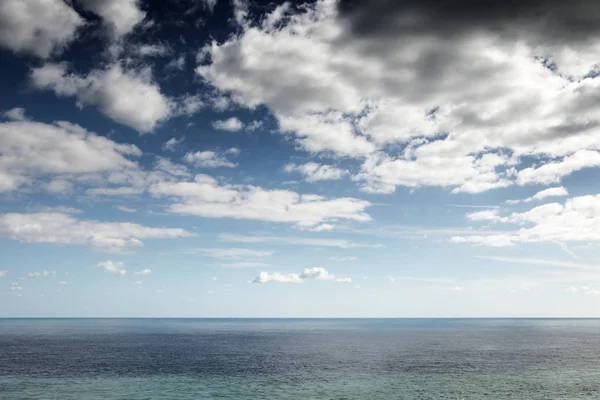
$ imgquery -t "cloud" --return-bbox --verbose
[95,260,126,276]
[166,55,186,70]
[0,212,193,253]
[0,120,140,193]
[212,117,243,132]
[2,107,28,121]
[10,282,23,291]
[0,0,83,58]
[191,248,272,259]
[476,255,600,271]
[117,206,137,213]
[219,233,381,249]
[134,269,152,275]
[252,267,350,284]
[183,149,239,168]
[137,43,170,57]
[56,281,67,286]
[30,63,172,132]
[329,256,357,262]
[453,195,600,247]
[197,0,600,193]
[284,162,349,182]
[33,206,82,214]
[149,174,372,228]
[0,271,7,278]
[215,262,269,268]
[506,186,569,204]
[27,270,56,278]
[79,0,145,38]
[252,271,301,284]
[162,137,184,152]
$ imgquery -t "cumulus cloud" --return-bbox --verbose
[149,174,372,228]
[30,63,172,132]
[453,195,600,247]
[134,269,152,275]
[252,271,302,284]
[2,107,28,121]
[212,117,243,131]
[506,187,569,204]
[79,0,145,38]
[252,267,350,284]
[0,0,83,58]
[95,260,126,276]
[10,282,23,291]
[162,137,184,152]
[183,149,239,168]
[197,0,600,193]
[0,212,193,253]
[284,162,349,182]
[0,120,140,193]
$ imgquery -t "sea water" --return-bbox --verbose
[1,318,599,399]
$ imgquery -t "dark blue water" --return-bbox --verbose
[1,319,599,399]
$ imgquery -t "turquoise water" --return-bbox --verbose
[1,319,600,399]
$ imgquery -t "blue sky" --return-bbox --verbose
[2,0,600,317]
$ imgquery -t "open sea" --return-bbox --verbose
[1,318,600,399]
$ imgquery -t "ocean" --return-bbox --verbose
[1,318,599,399]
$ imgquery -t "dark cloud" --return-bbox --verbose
[337,0,600,44]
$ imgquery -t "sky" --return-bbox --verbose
[2,0,600,317]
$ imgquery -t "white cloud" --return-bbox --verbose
[162,137,184,152]
[149,174,371,228]
[453,195,600,247]
[517,151,600,185]
[210,276,217,281]
[134,269,152,275]
[137,43,170,57]
[0,120,140,193]
[329,256,357,262]
[166,55,186,70]
[27,270,56,278]
[252,271,301,284]
[56,281,67,286]
[2,107,28,121]
[34,206,82,214]
[0,212,193,253]
[117,206,137,213]
[219,233,381,249]
[506,186,570,204]
[245,120,263,132]
[10,282,23,291]
[212,117,243,132]
[95,260,126,276]
[0,271,7,278]
[79,0,145,38]
[191,248,272,259]
[253,267,350,284]
[197,0,600,193]
[0,0,83,58]
[215,262,269,268]
[183,149,238,168]
[476,256,600,271]
[284,162,349,182]
[30,63,172,132]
